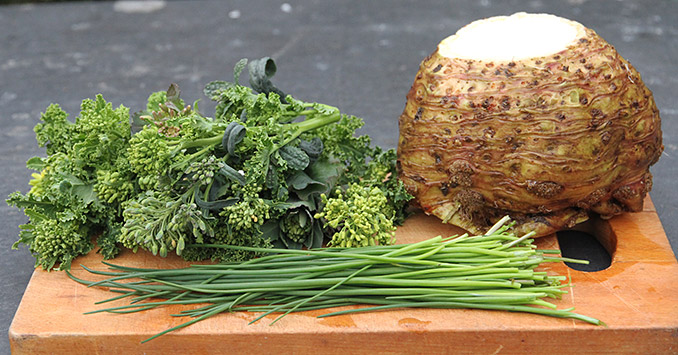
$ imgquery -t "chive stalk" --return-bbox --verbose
[68,217,604,343]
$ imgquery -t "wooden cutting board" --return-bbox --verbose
[9,197,678,354]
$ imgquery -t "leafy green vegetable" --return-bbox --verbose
[8,57,412,270]
[8,96,132,270]
[316,184,396,248]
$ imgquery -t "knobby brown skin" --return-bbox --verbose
[397,28,663,237]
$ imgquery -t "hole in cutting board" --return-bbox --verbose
[557,230,611,271]
[556,215,616,272]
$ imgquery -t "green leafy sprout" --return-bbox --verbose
[8,57,413,270]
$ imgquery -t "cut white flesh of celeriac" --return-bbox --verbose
[438,12,588,61]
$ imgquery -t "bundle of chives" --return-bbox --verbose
[67,217,603,343]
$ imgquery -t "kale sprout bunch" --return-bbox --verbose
[7,97,132,270]
[8,57,412,271]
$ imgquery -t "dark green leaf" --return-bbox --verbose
[263,219,302,249]
[226,123,246,156]
[299,138,323,163]
[295,157,344,200]
[215,183,231,199]
[58,180,72,193]
[215,100,234,121]
[194,191,239,211]
[233,58,248,85]
[204,81,232,101]
[222,122,235,152]
[221,122,245,155]
[208,179,222,201]
[307,157,343,188]
[261,220,281,242]
[218,165,246,185]
[308,219,324,249]
[287,171,323,191]
[279,145,309,171]
[248,57,286,102]
[276,185,288,201]
[281,236,302,249]
[265,164,278,190]
[296,184,328,202]
[298,210,308,228]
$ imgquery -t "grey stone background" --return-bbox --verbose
[1,0,676,352]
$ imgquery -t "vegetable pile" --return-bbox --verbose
[69,216,602,342]
[9,52,603,338]
[397,13,663,237]
[8,57,412,271]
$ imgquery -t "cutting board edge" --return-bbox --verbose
[10,326,678,354]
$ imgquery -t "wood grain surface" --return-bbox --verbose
[9,198,678,354]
